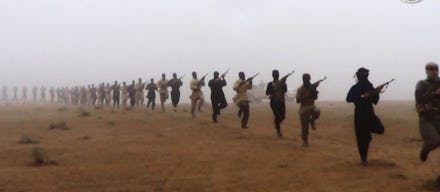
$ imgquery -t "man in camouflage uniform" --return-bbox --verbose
[168,73,183,111]
[157,73,169,112]
[266,70,288,138]
[296,73,321,147]
[233,72,253,128]
[416,62,440,163]
[190,72,206,117]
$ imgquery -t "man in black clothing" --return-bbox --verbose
[128,80,136,107]
[208,71,227,123]
[168,73,183,111]
[266,70,287,138]
[146,78,158,110]
[111,81,120,108]
[90,85,97,106]
[346,67,384,166]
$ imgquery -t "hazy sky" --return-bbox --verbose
[1,0,439,101]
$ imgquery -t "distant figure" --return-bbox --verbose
[415,62,440,163]
[105,83,111,106]
[208,71,227,123]
[87,85,92,105]
[13,86,18,101]
[266,70,287,138]
[128,80,136,107]
[49,87,55,102]
[296,73,321,147]
[346,67,384,166]
[90,85,97,106]
[190,72,206,117]
[2,85,7,101]
[233,72,253,128]
[168,73,183,111]
[40,86,46,102]
[121,82,129,108]
[22,86,28,101]
[80,86,87,105]
[157,73,169,112]
[135,78,145,107]
[98,83,105,107]
[72,86,79,105]
[32,86,38,102]
[111,81,120,108]
[146,78,158,110]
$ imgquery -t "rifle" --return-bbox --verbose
[361,78,395,98]
[312,76,327,88]
[280,70,295,82]
[239,73,259,87]
[221,67,231,78]
[178,74,185,80]
[197,73,208,85]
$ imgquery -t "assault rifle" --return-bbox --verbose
[312,76,327,88]
[221,67,231,78]
[167,75,185,87]
[361,78,395,98]
[239,73,259,87]
[280,70,295,82]
[198,73,208,85]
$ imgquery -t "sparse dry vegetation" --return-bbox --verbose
[78,108,91,117]
[49,121,69,130]
[0,102,437,191]
[30,147,57,166]
[18,135,39,144]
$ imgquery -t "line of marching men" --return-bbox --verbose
[2,63,440,174]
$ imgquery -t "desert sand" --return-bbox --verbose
[0,101,439,192]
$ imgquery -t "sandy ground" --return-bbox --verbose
[0,100,439,192]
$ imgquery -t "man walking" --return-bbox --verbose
[208,71,227,123]
[190,72,206,117]
[415,62,440,163]
[296,73,322,147]
[146,78,158,110]
[157,73,169,112]
[168,73,183,111]
[233,72,253,128]
[346,67,385,166]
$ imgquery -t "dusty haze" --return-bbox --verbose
[1,0,439,101]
